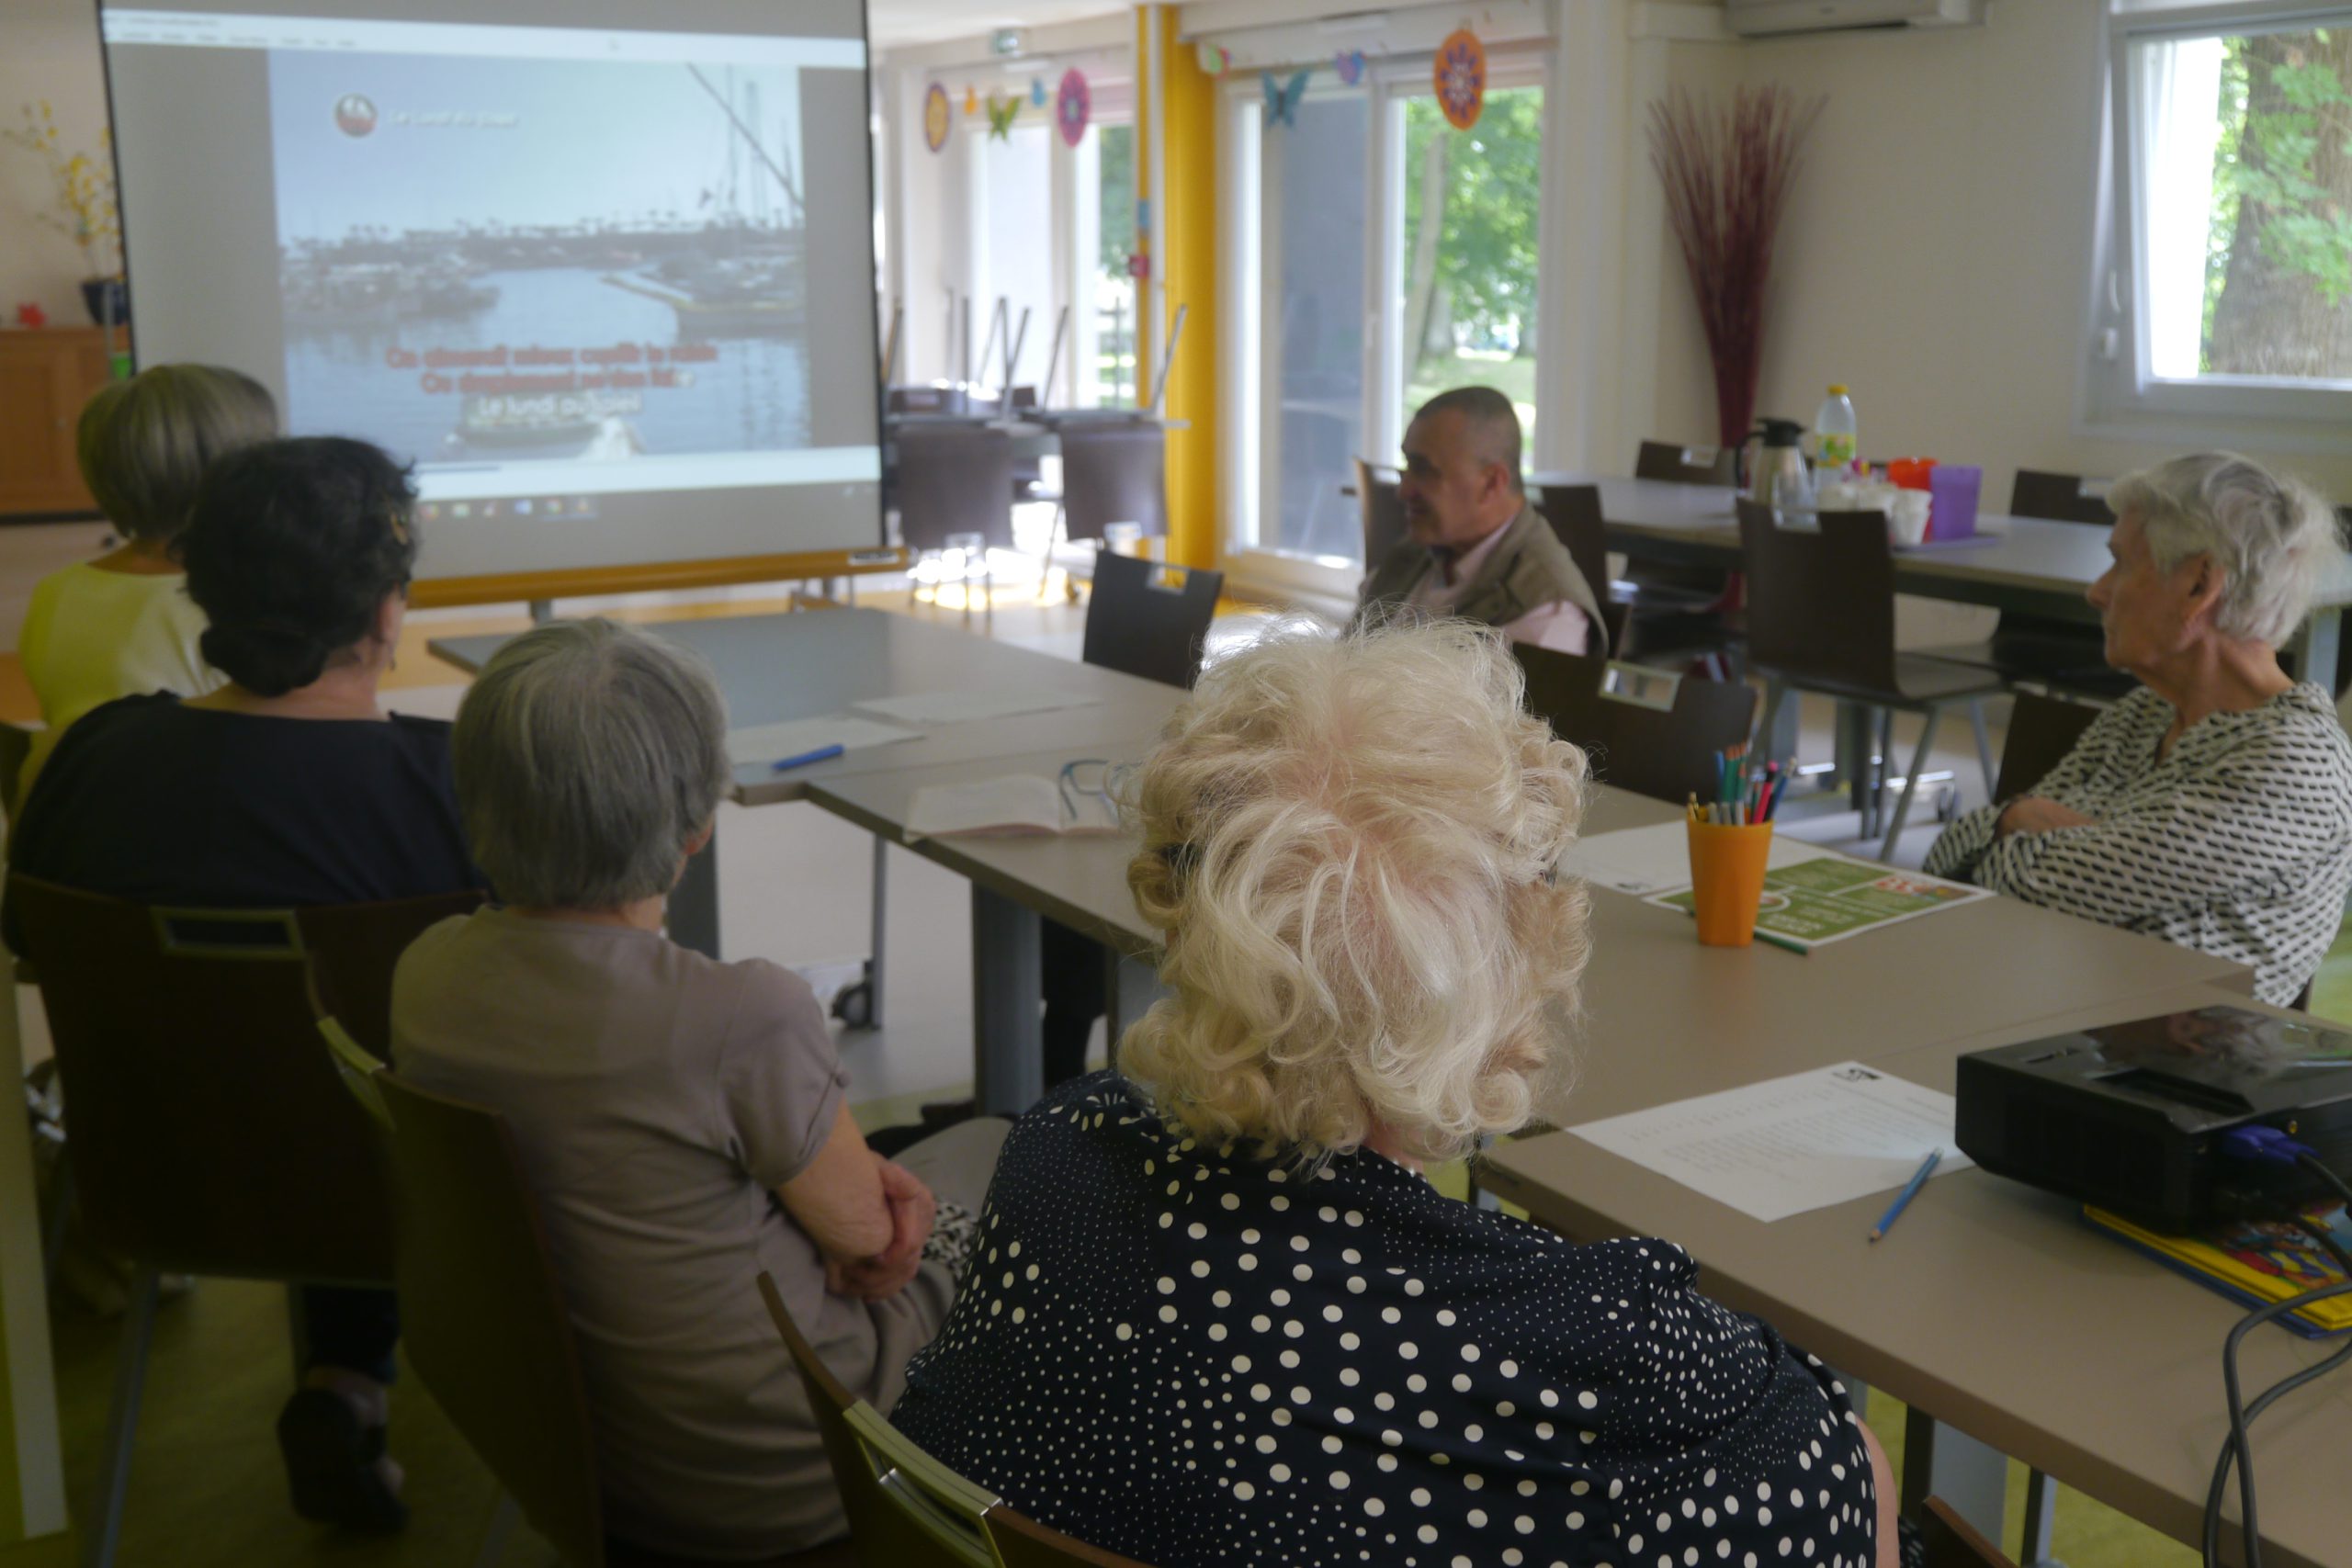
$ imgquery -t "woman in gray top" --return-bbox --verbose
[1926,452,2352,1005]
[392,618,1003,1558]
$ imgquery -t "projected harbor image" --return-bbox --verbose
[267,50,810,474]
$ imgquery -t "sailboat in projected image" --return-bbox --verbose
[602,64,808,339]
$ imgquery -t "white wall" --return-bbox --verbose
[1645,0,2352,503]
[0,0,110,322]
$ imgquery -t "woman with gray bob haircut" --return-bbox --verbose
[451,616,730,908]
[894,622,1894,1568]
[391,618,1007,1558]
[1928,452,2352,1005]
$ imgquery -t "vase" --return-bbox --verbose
[79,277,130,330]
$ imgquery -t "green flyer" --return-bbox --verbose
[1648,855,1992,951]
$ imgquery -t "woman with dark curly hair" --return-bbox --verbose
[6,435,481,1539]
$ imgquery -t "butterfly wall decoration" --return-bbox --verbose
[1261,69,1310,129]
[987,93,1020,140]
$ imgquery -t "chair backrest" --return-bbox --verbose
[1514,647,1758,805]
[7,878,469,1282]
[1353,457,1408,568]
[1534,483,1612,615]
[2008,468,2114,526]
[983,1507,1159,1568]
[894,424,1019,553]
[1994,690,2105,800]
[758,1273,996,1568]
[1534,482,1629,652]
[1917,1497,2018,1568]
[1634,438,1736,487]
[374,1068,608,1568]
[889,385,967,417]
[299,890,485,1060]
[1735,500,1901,693]
[1082,553,1224,690]
[0,721,33,822]
[1057,423,1166,544]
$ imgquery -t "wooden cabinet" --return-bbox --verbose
[0,329,116,519]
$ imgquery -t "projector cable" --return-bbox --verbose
[2198,1137,2352,1568]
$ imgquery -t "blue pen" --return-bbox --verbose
[1868,1148,1942,1243]
[771,743,846,773]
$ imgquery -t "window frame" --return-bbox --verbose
[2086,1,2352,451]
[1217,44,1553,607]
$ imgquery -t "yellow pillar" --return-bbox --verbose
[1136,6,1219,572]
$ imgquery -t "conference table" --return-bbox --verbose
[823,759,2340,1561]
[1530,473,2352,693]
[427,607,1186,1030]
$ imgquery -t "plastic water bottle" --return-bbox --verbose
[1813,384,1858,476]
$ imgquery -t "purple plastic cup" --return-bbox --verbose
[1928,465,1983,542]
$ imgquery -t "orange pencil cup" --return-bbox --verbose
[1687,818,1775,947]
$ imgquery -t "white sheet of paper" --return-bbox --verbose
[852,689,1101,726]
[725,716,922,768]
[1567,1063,1973,1224]
[906,774,1120,839]
[1564,820,1833,897]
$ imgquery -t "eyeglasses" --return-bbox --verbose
[1057,758,1136,822]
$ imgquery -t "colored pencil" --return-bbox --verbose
[1868,1148,1943,1243]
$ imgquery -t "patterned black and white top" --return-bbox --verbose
[894,1074,1880,1568]
[1923,683,2352,1006]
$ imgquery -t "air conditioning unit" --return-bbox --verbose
[1724,0,1985,37]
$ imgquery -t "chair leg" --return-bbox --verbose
[867,834,888,1032]
[1881,707,1942,863]
[1755,679,1785,766]
[41,1158,74,1283]
[85,1268,160,1568]
[1967,698,1997,805]
[2019,1467,2062,1567]
[471,1491,520,1568]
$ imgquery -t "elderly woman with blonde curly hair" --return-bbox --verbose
[894,621,1894,1568]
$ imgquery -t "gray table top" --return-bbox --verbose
[1529,473,2352,617]
[803,767,2252,1098]
[1484,983,2348,1568]
[426,608,1187,807]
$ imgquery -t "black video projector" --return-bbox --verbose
[1954,1006,2352,1227]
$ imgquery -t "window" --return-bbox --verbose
[2094,6,2352,439]
[1220,51,1549,600]
[1090,123,1139,406]
[1395,86,1544,449]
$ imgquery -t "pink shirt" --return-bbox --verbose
[1404,517,1593,656]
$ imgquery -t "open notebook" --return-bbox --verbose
[906,775,1123,839]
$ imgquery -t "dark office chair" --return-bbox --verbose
[1082,552,1223,692]
[893,424,1018,556]
[1916,1497,2018,1568]
[1353,457,1409,572]
[1057,423,1166,547]
[1536,482,1626,656]
[1915,468,2133,702]
[893,423,1020,615]
[10,878,481,1568]
[1738,501,2009,859]
[1992,690,2105,802]
[1515,647,1757,805]
[1620,439,1742,671]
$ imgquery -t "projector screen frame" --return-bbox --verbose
[94,0,894,610]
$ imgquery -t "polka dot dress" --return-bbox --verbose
[894,1073,1878,1568]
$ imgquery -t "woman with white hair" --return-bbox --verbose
[1926,452,2352,1005]
[391,618,1005,1560]
[893,622,1894,1568]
